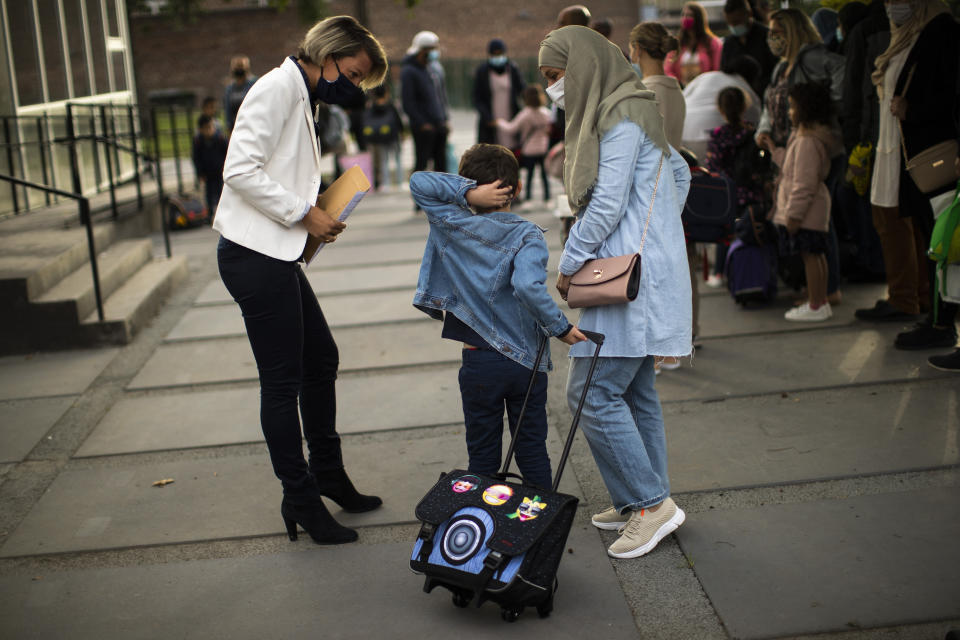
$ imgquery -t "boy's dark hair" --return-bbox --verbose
[788,82,833,126]
[202,96,217,107]
[523,85,544,108]
[458,144,519,213]
[717,86,746,126]
[197,114,213,128]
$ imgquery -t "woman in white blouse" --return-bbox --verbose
[214,16,387,546]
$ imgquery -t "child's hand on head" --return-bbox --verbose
[466,181,514,210]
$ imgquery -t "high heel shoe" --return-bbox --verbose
[313,467,383,513]
[280,495,358,545]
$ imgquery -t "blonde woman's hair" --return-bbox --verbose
[298,15,388,89]
[629,22,680,60]
[769,8,821,63]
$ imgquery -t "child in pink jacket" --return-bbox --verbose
[770,82,834,322]
[496,85,553,204]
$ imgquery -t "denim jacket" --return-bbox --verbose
[411,171,570,371]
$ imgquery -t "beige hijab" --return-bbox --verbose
[872,0,949,93]
[539,26,670,213]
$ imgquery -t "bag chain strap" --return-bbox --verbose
[638,152,665,255]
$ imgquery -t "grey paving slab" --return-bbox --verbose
[696,283,888,338]
[666,379,960,492]
[0,528,635,639]
[0,462,12,482]
[194,262,422,305]
[78,366,463,456]
[312,239,426,269]
[675,487,960,639]
[0,396,77,462]
[128,323,459,390]
[166,290,424,341]
[2,428,578,556]
[653,326,948,403]
[0,348,118,401]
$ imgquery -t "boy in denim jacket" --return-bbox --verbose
[411,144,586,489]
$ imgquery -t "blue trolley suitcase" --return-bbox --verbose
[410,331,605,622]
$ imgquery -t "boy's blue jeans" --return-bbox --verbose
[458,349,553,490]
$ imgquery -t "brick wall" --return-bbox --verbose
[130,0,645,108]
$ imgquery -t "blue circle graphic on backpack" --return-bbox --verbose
[440,514,485,565]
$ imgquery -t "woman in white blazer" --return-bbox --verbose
[215,16,387,545]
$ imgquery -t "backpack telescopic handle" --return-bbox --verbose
[552,331,604,494]
[499,333,548,478]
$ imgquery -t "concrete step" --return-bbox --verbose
[0,224,116,302]
[34,238,153,321]
[81,256,189,345]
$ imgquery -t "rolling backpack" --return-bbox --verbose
[410,331,605,623]
[725,237,778,305]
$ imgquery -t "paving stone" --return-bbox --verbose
[0,526,635,639]
[128,323,460,390]
[665,379,960,492]
[166,290,425,341]
[675,487,960,639]
[194,263,422,305]
[2,429,579,556]
[0,396,77,462]
[0,348,118,401]
[313,239,427,269]
[695,283,887,338]
[653,326,948,403]
[78,367,463,457]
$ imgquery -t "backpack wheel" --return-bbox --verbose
[500,607,522,623]
[451,592,470,608]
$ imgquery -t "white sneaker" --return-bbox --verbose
[784,302,832,322]
[705,274,723,288]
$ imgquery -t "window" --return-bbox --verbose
[8,1,43,106]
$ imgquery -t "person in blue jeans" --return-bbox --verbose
[541,27,692,559]
[410,144,586,489]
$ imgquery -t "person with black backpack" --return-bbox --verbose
[704,86,772,285]
[360,85,404,190]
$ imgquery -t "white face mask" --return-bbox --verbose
[885,2,913,25]
[545,77,565,110]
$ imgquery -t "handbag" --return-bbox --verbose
[897,66,959,195]
[566,153,664,309]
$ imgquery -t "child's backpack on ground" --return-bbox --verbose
[165,194,208,230]
[682,167,737,243]
[725,238,778,305]
[411,332,605,623]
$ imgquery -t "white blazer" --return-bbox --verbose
[213,58,322,261]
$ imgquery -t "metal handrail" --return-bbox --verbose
[0,173,103,322]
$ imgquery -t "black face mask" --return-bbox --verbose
[232,68,246,79]
[312,60,365,108]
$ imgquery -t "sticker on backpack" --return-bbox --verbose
[507,496,547,521]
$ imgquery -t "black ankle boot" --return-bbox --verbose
[280,495,358,544]
[313,468,383,513]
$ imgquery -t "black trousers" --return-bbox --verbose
[520,154,549,202]
[217,237,343,498]
[412,126,448,174]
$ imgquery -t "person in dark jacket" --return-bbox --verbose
[192,114,228,218]
[401,30,450,178]
[862,0,960,350]
[720,0,778,97]
[473,39,525,145]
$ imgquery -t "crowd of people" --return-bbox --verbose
[203,2,959,571]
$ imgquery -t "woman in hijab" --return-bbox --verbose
[862,0,960,349]
[540,26,692,559]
